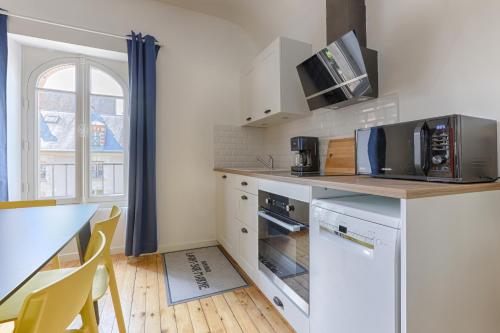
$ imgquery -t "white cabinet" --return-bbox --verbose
[241,37,312,127]
[255,271,310,333]
[215,172,310,333]
[236,192,258,231]
[215,172,238,256]
[216,173,259,272]
[238,220,258,279]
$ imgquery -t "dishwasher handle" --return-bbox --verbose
[258,210,303,232]
[319,221,375,250]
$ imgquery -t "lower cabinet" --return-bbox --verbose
[238,220,258,279]
[256,271,310,333]
[215,172,237,255]
[215,172,309,333]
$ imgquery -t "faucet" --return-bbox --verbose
[257,155,274,169]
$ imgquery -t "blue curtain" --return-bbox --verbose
[125,32,160,256]
[0,13,8,201]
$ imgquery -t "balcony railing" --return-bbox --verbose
[39,162,124,198]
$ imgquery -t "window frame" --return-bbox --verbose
[24,56,129,205]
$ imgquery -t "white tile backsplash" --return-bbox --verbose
[214,94,399,169]
[213,125,264,168]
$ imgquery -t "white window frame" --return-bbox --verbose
[23,56,129,205]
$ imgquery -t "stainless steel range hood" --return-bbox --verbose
[296,30,378,111]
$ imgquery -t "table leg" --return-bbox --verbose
[77,222,100,324]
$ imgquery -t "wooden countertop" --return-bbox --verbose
[214,168,500,199]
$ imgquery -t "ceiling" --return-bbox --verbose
[158,0,326,49]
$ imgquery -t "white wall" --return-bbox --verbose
[367,0,500,162]
[2,0,257,254]
[160,0,327,51]
[6,37,22,200]
[235,0,327,51]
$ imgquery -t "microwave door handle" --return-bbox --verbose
[414,121,428,176]
[257,211,302,232]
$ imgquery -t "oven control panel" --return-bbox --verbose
[258,190,309,226]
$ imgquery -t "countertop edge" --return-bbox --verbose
[213,168,500,200]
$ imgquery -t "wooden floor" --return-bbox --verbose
[0,254,295,333]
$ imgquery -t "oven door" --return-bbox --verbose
[258,209,309,314]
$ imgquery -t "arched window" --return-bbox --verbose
[32,58,127,202]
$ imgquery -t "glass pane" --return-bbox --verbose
[90,66,123,96]
[38,89,76,199]
[90,94,125,197]
[37,64,76,92]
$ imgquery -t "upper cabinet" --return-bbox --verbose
[241,37,312,127]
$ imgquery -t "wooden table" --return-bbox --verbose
[0,204,98,312]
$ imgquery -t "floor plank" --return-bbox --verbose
[174,303,195,333]
[233,289,275,333]
[223,292,259,333]
[211,295,243,333]
[145,255,161,332]
[187,300,210,333]
[128,258,147,332]
[199,298,226,333]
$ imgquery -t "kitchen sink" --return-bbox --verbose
[231,167,289,173]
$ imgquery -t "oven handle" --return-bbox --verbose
[257,210,303,232]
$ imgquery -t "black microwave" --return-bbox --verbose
[355,115,498,183]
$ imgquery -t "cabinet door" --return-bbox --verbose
[215,173,226,246]
[223,189,238,257]
[241,65,256,124]
[216,173,238,255]
[238,221,258,278]
[254,46,280,119]
[224,217,239,260]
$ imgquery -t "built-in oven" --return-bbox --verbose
[258,190,310,315]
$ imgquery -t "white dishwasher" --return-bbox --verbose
[310,195,401,333]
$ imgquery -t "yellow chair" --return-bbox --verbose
[0,231,106,332]
[85,206,126,333]
[0,206,126,333]
[0,200,61,269]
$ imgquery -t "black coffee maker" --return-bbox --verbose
[291,137,320,176]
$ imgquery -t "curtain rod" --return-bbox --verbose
[0,9,163,46]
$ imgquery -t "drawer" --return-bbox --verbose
[256,271,310,333]
[234,175,258,195]
[236,191,258,231]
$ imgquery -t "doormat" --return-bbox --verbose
[162,246,248,305]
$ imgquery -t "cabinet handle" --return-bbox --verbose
[264,109,271,114]
[222,175,227,179]
[273,296,284,309]
[241,195,248,200]
[241,227,248,234]
[241,181,248,186]
[246,117,252,121]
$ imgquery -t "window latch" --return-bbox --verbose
[79,124,87,138]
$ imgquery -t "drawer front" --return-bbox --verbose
[256,272,310,333]
[236,191,258,231]
[235,175,258,195]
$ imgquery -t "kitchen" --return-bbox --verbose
[213,0,500,332]
[0,0,499,332]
